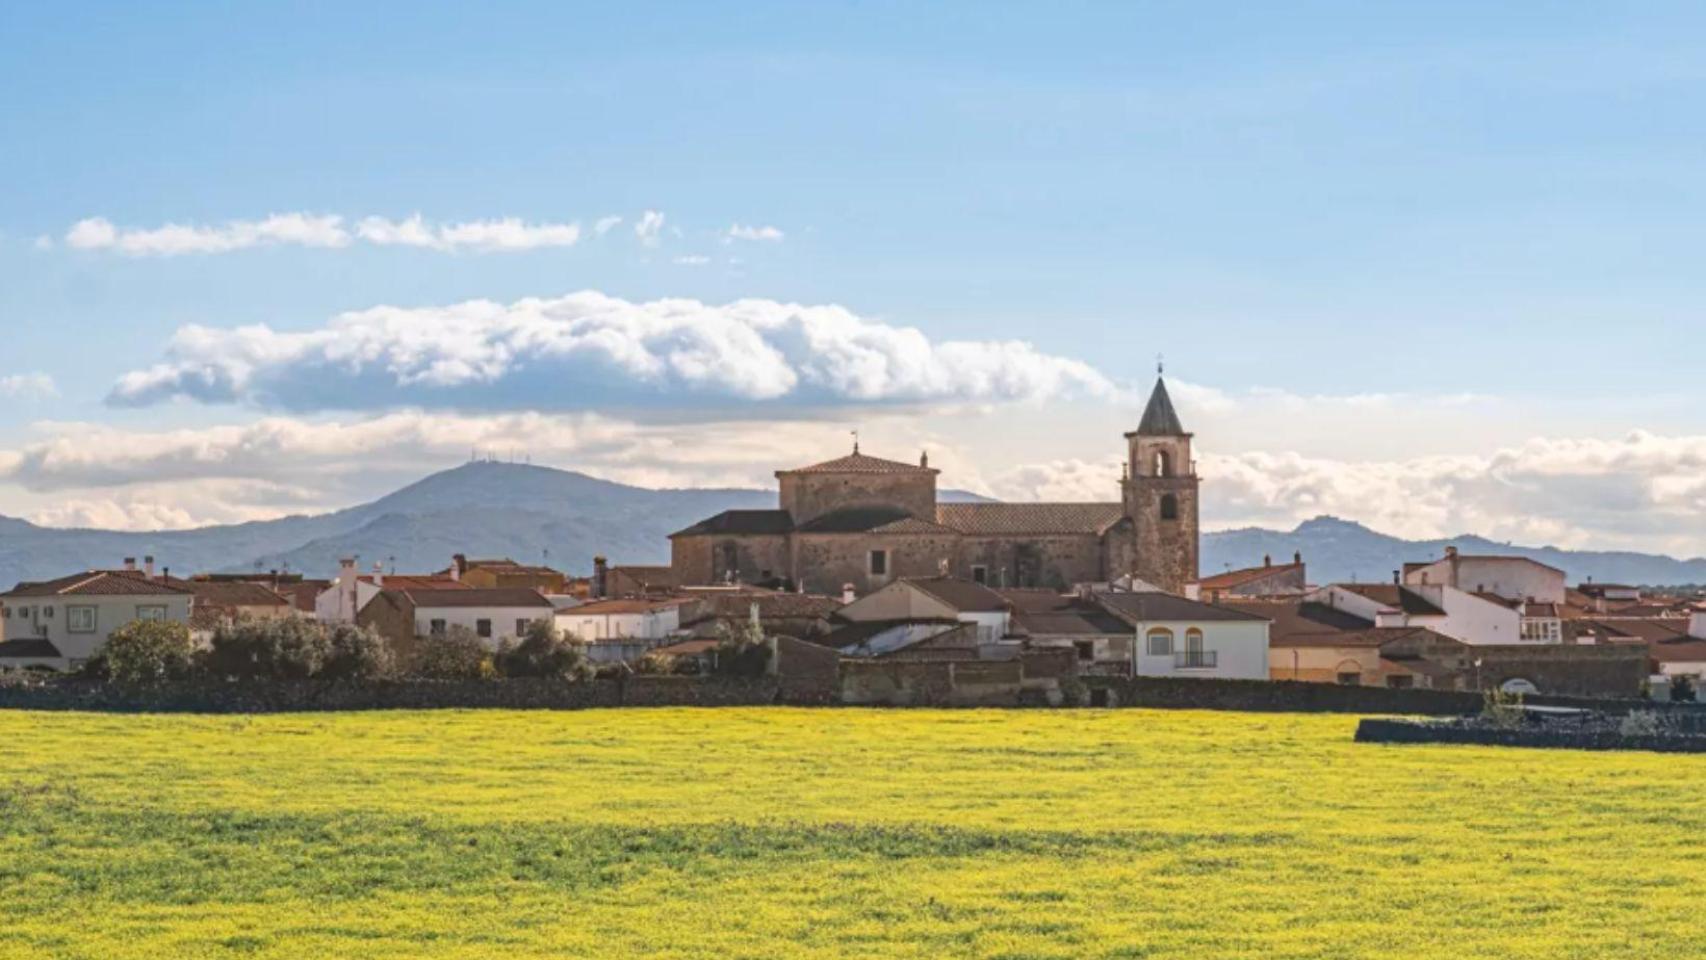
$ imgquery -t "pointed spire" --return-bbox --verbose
[1136,375,1186,436]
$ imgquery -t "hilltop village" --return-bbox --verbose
[3,377,1702,703]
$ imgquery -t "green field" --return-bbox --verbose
[0,708,1699,958]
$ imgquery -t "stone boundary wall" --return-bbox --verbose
[1080,675,1677,716]
[0,675,781,713]
[1355,717,1706,754]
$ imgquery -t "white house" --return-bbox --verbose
[0,564,195,671]
[1091,590,1271,680]
[1403,548,1566,604]
[316,557,467,623]
[555,597,688,642]
[1314,580,1551,646]
[358,586,556,649]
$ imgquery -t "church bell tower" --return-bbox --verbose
[1120,372,1200,592]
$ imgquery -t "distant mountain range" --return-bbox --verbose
[2,462,1702,589]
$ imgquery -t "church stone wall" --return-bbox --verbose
[779,472,937,526]
[671,534,791,587]
[790,532,959,595]
[956,534,1104,590]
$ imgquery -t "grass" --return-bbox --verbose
[0,708,1700,958]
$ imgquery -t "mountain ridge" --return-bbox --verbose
[2,463,1701,588]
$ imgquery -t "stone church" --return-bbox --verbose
[669,376,1200,595]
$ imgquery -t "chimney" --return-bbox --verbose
[1444,545,1458,558]
[1690,610,1706,641]
[373,561,384,589]
[593,556,608,599]
[451,553,467,581]
[337,557,359,624]
[144,556,155,579]
[920,450,929,468]
[1293,551,1301,565]
[1263,554,1271,568]
[1392,570,1400,585]
[123,557,136,572]
[841,583,856,605]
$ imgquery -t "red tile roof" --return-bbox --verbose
[778,452,936,475]
[392,588,554,608]
[1195,562,1303,591]
[937,502,1124,536]
[1,570,194,598]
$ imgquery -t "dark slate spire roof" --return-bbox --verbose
[1136,377,1186,435]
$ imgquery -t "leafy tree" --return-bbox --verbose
[714,619,772,678]
[205,616,333,680]
[323,623,396,681]
[413,625,493,680]
[495,618,592,681]
[632,650,678,675]
[102,619,195,687]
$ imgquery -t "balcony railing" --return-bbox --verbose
[1174,650,1218,670]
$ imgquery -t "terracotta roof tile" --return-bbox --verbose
[937,502,1123,536]
[778,452,936,475]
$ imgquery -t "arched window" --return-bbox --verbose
[1146,627,1174,656]
[1185,628,1204,653]
[1160,493,1179,521]
[1154,449,1172,477]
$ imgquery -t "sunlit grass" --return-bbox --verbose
[0,708,1698,958]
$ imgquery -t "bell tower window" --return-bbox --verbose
[1160,493,1179,521]
[1154,449,1172,477]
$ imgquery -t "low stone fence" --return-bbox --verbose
[1079,675,1675,716]
[0,674,781,713]
[1355,717,1706,753]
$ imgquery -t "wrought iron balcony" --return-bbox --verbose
[1174,650,1218,669]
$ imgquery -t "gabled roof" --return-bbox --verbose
[777,451,936,476]
[936,502,1124,536]
[360,574,467,591]
[1336,583,1446,616]
[565,597,690,615]
[1133,377,1186,436]
[1220,599,1374,637]
[902,577,1009,613]
[1094,591,1270,623]
[793,506,958,535]
[1,570,195,599]
[391,587,554,609]
[671,509,795,538]
[999,590,1131,636]
[1195,561,1304,591]
[162,577,292,608]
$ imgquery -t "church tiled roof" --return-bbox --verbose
[778,451,936,475]
[671,510,794,537]
[795,507,957,534]
[1135,377,1187,436]
[936,502,1124,536]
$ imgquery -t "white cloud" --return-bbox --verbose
[593,215,623,236]
[107,291,1118,411]
[65,214,351,256]
[724,223,784,243]
[635,210,665,247]
[672,255,711,266]
[0,373,57,400]
[355,215,580,252]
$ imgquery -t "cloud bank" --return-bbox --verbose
[107,291,1118,411]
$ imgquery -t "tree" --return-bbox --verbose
[323,623,396,681]
[102,619,195,687]
[494,618,592,680]
[413,625,493,680]
[714,618,772,677]
[204,616,333,680]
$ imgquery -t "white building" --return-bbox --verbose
[1091,590,1271,680]
[316,558,468,623]
[0,565,195,671]
[1403,548,1566,604]
[556,597,688,642]
[1316,578,1558,646]
[357,586,556,650]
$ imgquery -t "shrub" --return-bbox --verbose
[1671,675,1696,703]
[1619,710,1663,737]
[102,619,195,687]
[495,618,592,681]
[413,625,493,680]
[714,619,772,678]
[205,616,333,680]
[323,623,396,681]
[633,651,678,675]
[1481,687,1524,731]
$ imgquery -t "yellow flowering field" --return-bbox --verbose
[0,707,1699,958]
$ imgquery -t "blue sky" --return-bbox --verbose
[1,2,1703,552]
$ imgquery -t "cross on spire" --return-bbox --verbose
[1156,353,1165,376]
[850,429,860,454]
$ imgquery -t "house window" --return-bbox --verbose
[43,605,54,618]
[476,619,492,638]
[971,565,988,586]
[135,605,167,622]
[1160,494,1179,521]
[516,619,530,636]
[1337,671,1361,686]
[67,606,96,634]
[429,619,447,637]
[1146,627,1174,656]
[1074,640,1096,662]
[869,550,888,576]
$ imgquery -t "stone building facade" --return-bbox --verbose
[669,377,1201,595]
